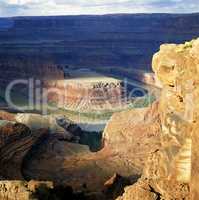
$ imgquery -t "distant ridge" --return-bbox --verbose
[0,13,199,70]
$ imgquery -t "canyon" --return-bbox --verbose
[0,14,199,200]
[0,38,198,200]
[1,13,199,72]
[0,100,161,199]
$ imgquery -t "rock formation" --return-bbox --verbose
[103,101,161,171]
[45,69,125,111]
[0,59,64,112]
[0,60,64,90]
[0,122,49,179]
[15,113,74,140]
[2,35,199,200]
[62,80,123,111]
[0,180,54,200]
[116,38,199,200]
[21,100,160,195]
[1,14,199,70]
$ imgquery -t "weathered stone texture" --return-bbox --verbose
[117,38,199,200]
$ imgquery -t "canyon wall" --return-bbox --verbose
[117,38,199,200]
[14,101,160,195]
[1,14,199,70]
[0,58,65,110]
[0,59,64,88]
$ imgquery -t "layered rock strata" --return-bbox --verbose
[0,122,49,179]
[0,89,161,199]
[0,61,64,90]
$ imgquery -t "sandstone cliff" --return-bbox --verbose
[103,101,161,171]
[116,38,199,200]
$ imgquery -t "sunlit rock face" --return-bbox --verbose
[117,38,199,200]
[151,39,199,183]
[103,101,161,171]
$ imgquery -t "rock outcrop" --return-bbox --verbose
[103,101,161,171]
[0,122,49,179]
[116,38,199,200]
[0,180,92,200]
[0,181,54,200]
[15,113,74,140]
[45,69,125,111]
[21,100,160,195]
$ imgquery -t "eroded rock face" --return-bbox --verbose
[0,181,34,200]
[117,38,199,200]
[116,180,159,200]
[103,101,161,171]
[0,122,49,179]
[0,180,88,200]
[150,39,199,183]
